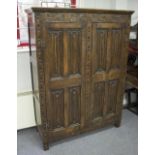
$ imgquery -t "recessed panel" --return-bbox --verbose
[48,31,64,78]
[96,29,108,71]
[93,23,123,73]
[49,89,64,129]
[68,30,82,75]
[68,86,81,125]
[106,79,119,115]
[110,29,122,69]
[93,82,105,119]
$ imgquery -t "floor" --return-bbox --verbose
[17,110,138,155]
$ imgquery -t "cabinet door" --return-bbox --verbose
[43,22,85,137]
[89,23,127,126]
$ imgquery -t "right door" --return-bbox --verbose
[91,22,127,126]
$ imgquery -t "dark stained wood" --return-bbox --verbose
[26,8,133,150]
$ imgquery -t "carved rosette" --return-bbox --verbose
[35,13,47,130]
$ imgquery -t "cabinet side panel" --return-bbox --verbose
[28,12,41,126]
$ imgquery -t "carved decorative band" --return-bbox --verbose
[35,13,47,129]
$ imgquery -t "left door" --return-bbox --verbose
[43,21,85,140]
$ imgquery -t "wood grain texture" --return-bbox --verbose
[68,86,81,125]
[27,8,132,150]
[49,89,64,129]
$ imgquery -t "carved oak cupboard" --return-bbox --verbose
[26,8,133,150]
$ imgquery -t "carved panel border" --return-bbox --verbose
[45,13,130,23]
[84,21,92,122]
[35,13,47,130]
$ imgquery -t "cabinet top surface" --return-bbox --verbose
[26,7,133,15]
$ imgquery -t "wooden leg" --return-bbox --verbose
[114,120,121,128]
[43,131,49,150]
[43,142,49,151]
[114,116,121,128]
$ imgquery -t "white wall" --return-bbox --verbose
[127,0,138,26]
[17,50,32,93]
[115,0,128,10]
[79,0,116,9]
[17,94,35,129]
[17,49,36,130]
